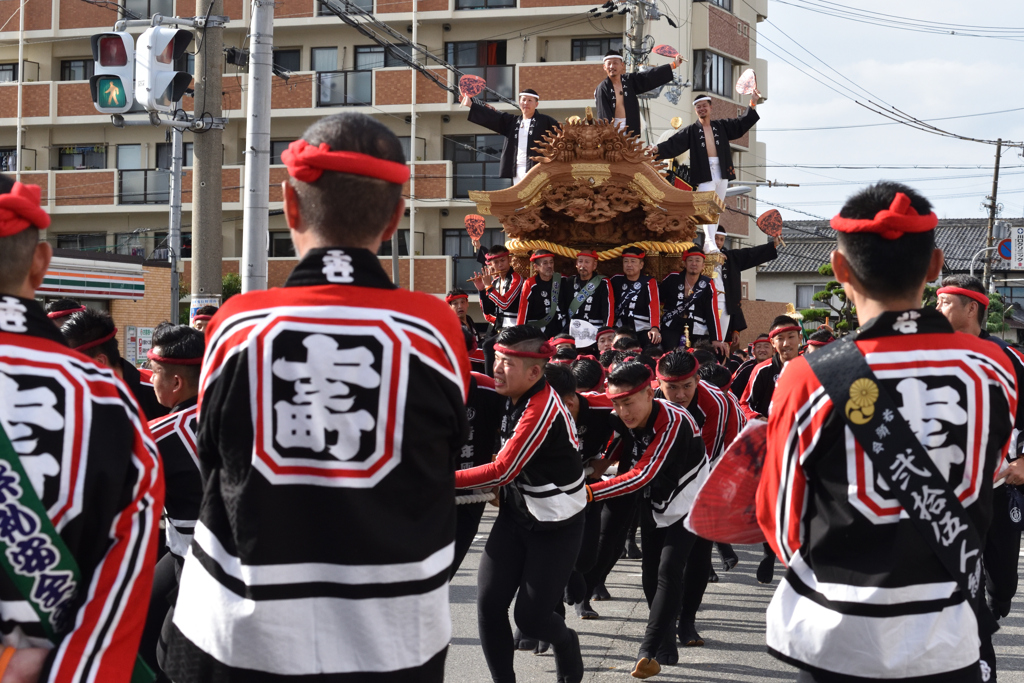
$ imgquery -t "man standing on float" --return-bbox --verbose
[595,50,683,137]
[460,89,558,185]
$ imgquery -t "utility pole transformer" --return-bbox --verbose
[241,0,274,293]
[983,138,1002,292]
[191,0,225,314]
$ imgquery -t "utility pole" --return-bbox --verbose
[168,125,184,321]
[983,138,1002,292]
[191,0,225,315]
[15,0,24,182]
[407,11,417,291]
[625,0,646,74]
[241,0,273,293]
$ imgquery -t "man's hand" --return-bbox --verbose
[671,55,683,69]
[712,340,730,356]
[2,648,49,683]
[647,327,662,345]
[1001,459,1024,487]
[471,238,482,252]
[749,88,761,109]
[460,93,473,108]
[773,235,783,248]
[470,270,491,292]
[588,459,614,478]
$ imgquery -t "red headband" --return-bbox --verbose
[485,251,509,261]
[445,294,468,304]
[769,325,802,340]
[494,342,554,359]
[192,314,214,321]
[622,252,646,260]
[685,251,705,261]
[530,252,554,262]
[806,339,833,347]
[656,364,698,383]
[830,192,938,240]
[606,368,654,400]
[577,251,599,261]
[0,182,51,237]
[936,286,989,308]
[74,328,117,352]
[596,329,616,339]
[147,349,203,366]
[552,337,575,346]
[47,306,86,319]
[281,140,411,185]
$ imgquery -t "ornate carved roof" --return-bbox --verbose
[468,116,723,249]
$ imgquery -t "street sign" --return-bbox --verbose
[999,238,1012,260]
[1014,226,1024,270]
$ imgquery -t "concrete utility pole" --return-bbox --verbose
[241,0,273,293]
[15,0,24,182]
[407,12,417,291]
[169,126,184,321]
[983,138,1002,292]
[191,0,225,311]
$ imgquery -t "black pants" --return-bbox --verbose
[483,336,498,377]
[452,502,486,580]
[584,492,639,597]
[679,536,713,624]
[984,485,1020,618]
[477,509,585,683]
[638,505,696,659]
[566,499,604,604]
[141,551,177,676]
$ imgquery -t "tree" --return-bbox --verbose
[987,292,1008,335]
[222,273,242,302]
[799,263,857,335]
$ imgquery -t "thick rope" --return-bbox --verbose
[505,239,695,261]
[455,491,497,505]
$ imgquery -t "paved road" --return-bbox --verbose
[447,508,1024,682]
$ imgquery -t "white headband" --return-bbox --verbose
[518,92,540,101]
[693,96,712,105]
[603,55,623,63]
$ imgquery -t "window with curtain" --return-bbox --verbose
[60,59,93,81]
[311,47,338,72]
[273,49,301,72]
[155,142,195,169]
[58,146,106,170]
[692,49,733,99]
[571,37,623,62]
[796,283,828,309]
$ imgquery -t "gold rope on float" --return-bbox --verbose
[504,239,696,261]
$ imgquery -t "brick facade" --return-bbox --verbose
[180,168,241,204]
[55,171,114,206]
[58,0,111,30]
[22,173,48,199]
[182,85,242,113]
[520,0,593,7]
[176,0,244,20]
[736,299,788,347]
[718,195,749,236]
[387,258,446,293]
[0,83,49,119]
[374,69,449,106]
[271,74,313,109]
[404,162,446,200]
[0,0,50,30]
[268,167,290,202]
[707,5,750,62]
[111,263,173,355]
[275,0,314,19]
[376,0,448,13]
[710,95,750,148]
[57,82,98,118]
[519,63,605,101]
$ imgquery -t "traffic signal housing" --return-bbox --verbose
[135,27,193,113]
[89,32,134,114]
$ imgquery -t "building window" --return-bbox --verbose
[270,232,296,257]
[571,37,623,62]
[155,142,195,169]
[741,282,748,300]
[58,146,106,170]
[0,63,17,82]
[56,233,107,253]
[60,59,93,81]
[455,0,514,10]
[444,227,503,285]
[796,283,828,309]
[445,41,511,102]
[377,230,413,257]
[398,136,425,162]
[444,134,511,198]
[116,144,143,170]
[311,47,338,72]
[353,45,412,70]
[0,148,16,173]
[125,0,173,18]
[709,0,732,10]
[317,0,370,13]
[273,49,301,73]
[693,49,733,99]
[270,140,295,165]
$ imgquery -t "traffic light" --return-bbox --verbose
[135,27,193,113]
[89,32,134,114]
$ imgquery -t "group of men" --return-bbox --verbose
[0,106,1020,683]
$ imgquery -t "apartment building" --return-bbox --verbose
[0,0,768,303]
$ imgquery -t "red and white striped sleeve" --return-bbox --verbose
[647,278,661,329]
[516,277,535,326]
[455,386,558,489]
[48,397,164,682]
[604,280,615,328]
[486,272,523,311]
[590,407,680,501]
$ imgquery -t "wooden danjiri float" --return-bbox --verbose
[467,108,725,281]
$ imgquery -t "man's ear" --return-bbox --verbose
[381,198,405,244]
[926,248,945,282]
[26,240,52,294]
[283,182,302,230]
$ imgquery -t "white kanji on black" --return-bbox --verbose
[321,250,355,284]
[0,374,62,492]
[272,334,381,460]
[0,297,28,334]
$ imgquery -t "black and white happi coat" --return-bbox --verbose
[163,248,470,682]
[610,274,660,334]
[467,102,559,180]
[659,272,723,342]
[148,396,201,569]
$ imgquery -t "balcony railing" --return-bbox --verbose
[316,70,372,107]
[457,65,514,102]
[456,0,515,8]
[119,170,169,205]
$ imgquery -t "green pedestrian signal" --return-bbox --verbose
[98,76,126,109]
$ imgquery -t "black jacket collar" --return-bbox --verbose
[172,395,199,414]
[0,296,67,346]
[284,247,397,290]
[855,308,952,341]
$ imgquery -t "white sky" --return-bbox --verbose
[749,0,1024,222]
